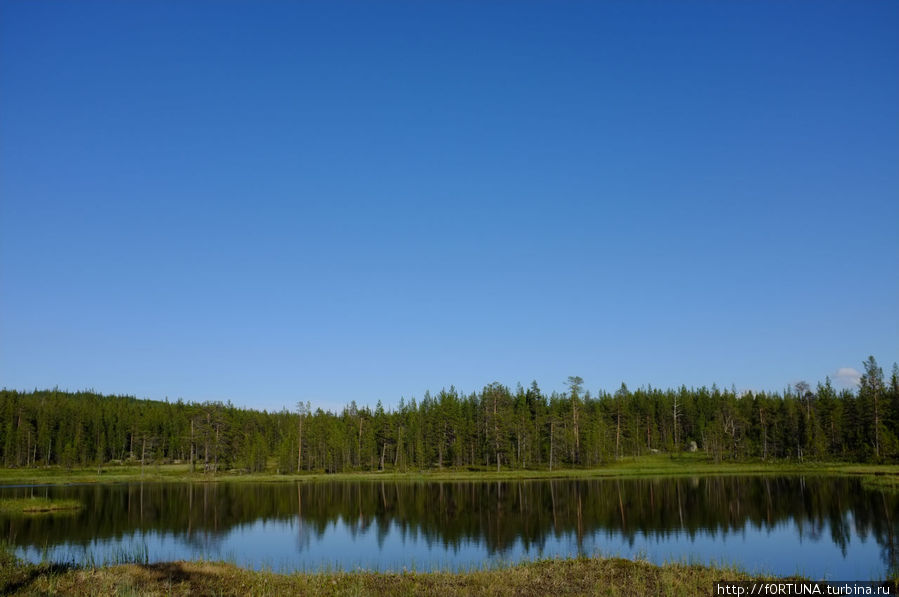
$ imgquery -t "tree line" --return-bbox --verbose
[1,355,897,471]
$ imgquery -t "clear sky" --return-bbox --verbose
[1,1,897,412]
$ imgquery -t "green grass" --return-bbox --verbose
[0,454,896,487]
[0,549,799,597]
[859,472,899,493]
[0,497,82,514]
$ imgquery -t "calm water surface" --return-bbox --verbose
[1,477,896,579]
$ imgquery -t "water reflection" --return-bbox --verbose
[1,477,895,579]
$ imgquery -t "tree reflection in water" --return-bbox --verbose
[1,477,895,577]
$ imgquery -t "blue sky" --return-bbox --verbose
[1,1,897,412]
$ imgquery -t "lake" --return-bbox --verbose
[1,476,896,579]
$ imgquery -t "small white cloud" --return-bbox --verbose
[834,367,861,387]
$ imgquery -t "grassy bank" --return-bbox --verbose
[0,550,788,597]
[0,497,81,514]
[0,454,896,487]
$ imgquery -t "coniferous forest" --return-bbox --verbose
[2,356,897,472]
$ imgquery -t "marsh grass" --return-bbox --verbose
[0,497,81,514]
[860,472,899,493]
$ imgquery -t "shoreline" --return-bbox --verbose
[0,455,897,488]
